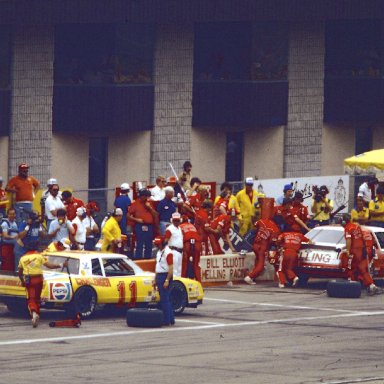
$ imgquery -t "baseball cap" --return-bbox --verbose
[153,236,164,247]
[47,178,58,186]
[76,207,86,216]
[164,186,174,193]
[172,212,181,220]
[167,176,177,183]
[18,163,29,169]
[283,183,293,192]
[120,182,130,191]
[245,177,254,185]
[138,188,151,197]
[114,208,123,216]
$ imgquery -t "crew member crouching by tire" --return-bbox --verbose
[153,237,175,326]
[341,214,379,295]
[244,218,280,285]
[180,218,202,282]
[277,231,310,288]
[18,253,67,327]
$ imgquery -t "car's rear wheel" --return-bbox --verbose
[327,280,361,298]
[170,281,187,315]
[67,286,97,319]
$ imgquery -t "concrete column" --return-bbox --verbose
[9,25,54,183]
[284,22,325,177]
[151,23,194,182]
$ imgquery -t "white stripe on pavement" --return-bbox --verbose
[204,297,367,313]
[1,310,384,346]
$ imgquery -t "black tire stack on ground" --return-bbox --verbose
[326,280,362,298]
[126,308,164,327]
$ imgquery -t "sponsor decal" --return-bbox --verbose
[49,282,71,301]
[75,277,111,287]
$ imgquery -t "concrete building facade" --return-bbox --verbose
[0,1,384,203]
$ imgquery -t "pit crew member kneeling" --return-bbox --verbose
[341,214,379,295]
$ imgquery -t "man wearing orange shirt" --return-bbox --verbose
[6,163,40,224]
[127,188,158,259]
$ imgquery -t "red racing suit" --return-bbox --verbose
[277,232,310,284]
[207,214,231,255]
[194,209,210,255]
[180,222,202,282]
[344,222,373,287]
[248,219,280,279]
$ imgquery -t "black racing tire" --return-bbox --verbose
[170,281,188,315]
[297,276,309,287]
[327,280,362,298]
[68,286,97,319]
[126,308,164,328]
[6,300,30,318]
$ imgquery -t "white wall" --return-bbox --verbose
[321,123,355,176]
[244,126,284,180]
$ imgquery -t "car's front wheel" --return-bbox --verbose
[170,281,188,315]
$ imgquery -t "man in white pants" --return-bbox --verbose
[164,212,183,277]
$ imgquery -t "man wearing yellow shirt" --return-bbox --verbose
[236,177,260,236]
[351,196,369,224]
[101,208,123,252]
[369,185,384,227]
[18,252,65,327]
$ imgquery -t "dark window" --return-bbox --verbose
[91,258,103,276]
[225,133,243,182]
[355,126,372,155]
[194,22,288,81]
[325,20,382,78]
[0,26,11,136]
[102,258,135,277]
[54,24,154,85]
[89,137,108,211]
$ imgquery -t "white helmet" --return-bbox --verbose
[47,178,58,186]
[120,183,130,191]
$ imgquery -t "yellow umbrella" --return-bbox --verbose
[344,149,384,175]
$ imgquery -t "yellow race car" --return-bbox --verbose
[0,251,204,318]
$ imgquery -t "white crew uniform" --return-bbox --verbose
[155,245,173,273]
[165,223,183,277]
[71,216,86,250]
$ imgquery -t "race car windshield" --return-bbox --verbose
[374,231,384,249]
[43,256,80,274]
[102,258,135,277]
[305,229,346,246]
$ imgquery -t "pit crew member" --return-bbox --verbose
[244,218,280,285]
[277,230,310,288]
[101,208,123,253]
[153,237,175,326]
[18,252,67,327]
[342,214,379,295]
[164,212,183,277]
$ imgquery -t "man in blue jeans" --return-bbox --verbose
[153,237,175,326]
[127,189,157,259]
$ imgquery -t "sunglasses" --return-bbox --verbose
[52,189,59,192]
